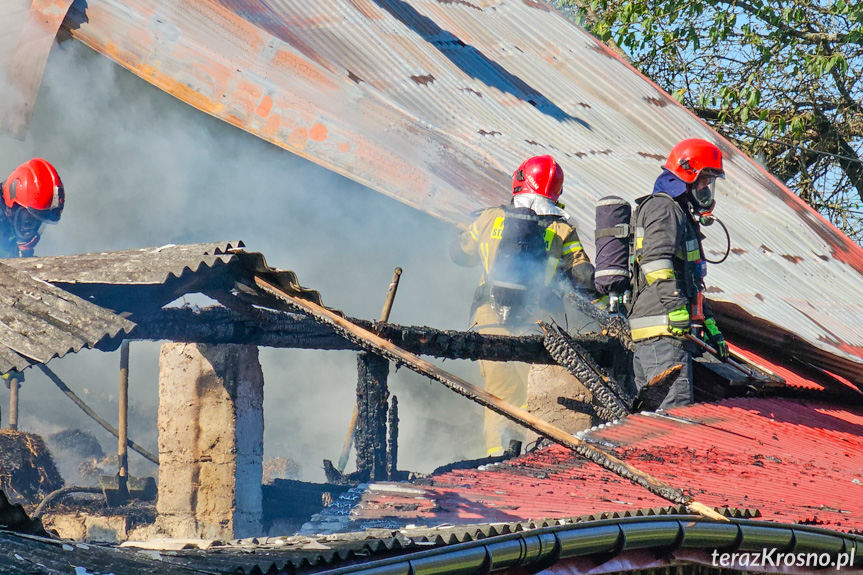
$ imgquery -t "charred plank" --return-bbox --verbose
[130,305,614,362]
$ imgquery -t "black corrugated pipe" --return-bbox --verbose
[313,517,863,575]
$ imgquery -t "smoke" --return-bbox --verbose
[1,40,487,484]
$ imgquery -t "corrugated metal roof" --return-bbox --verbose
[52,0,863,375]
[0,261,134,375]
[728,342,863,395]
[0,0,73,137]
[308,397,863,534]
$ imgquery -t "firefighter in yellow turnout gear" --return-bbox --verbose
[451,156,597,456]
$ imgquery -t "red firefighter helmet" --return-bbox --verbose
[663,139,725,184]
[512,155,564,202]
[2,158,64,223]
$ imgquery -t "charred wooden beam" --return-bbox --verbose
[355,352,389,481]
[130,305,615,362]
[252,275,727,520]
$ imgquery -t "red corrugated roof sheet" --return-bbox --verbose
[319,398,863,534]
[728,342,863,394]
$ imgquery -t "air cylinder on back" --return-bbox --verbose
[594,196,632,297]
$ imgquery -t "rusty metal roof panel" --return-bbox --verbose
[0,262,134,374]
[57,0,863,371]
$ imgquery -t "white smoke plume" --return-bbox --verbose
[0,40,492,484]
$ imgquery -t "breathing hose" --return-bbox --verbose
[704,216,731,264]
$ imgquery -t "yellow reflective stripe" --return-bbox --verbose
[687,249,701,261]
[469,222,480,241]
[562,240,583,255]
[544,228,555,251]
[544,256,560,285]
[480,243,490,273]
[631,324,675,341]
[636,237,644,250]
[645,269,676,285]
[490,217,505,240]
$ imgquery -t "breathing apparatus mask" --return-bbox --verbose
[689,169,723,225]
[9,206,45,248]
[686,170,732,264]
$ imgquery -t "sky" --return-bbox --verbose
[0,40,494,484]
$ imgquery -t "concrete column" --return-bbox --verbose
[156,343,263,540]
[527,364,599,435]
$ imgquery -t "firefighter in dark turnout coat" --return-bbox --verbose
[451,155,597,455]
[629,139,728,409]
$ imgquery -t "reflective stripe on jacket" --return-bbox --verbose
[628,193,712,341]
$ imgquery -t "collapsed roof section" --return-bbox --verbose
[4,241,336,317]
[0,261,134,374]
[0,241,338,374]
[24,0,860,374]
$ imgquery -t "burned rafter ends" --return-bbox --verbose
[539,321,632,420]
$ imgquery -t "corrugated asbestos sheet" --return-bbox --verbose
[304,397,863,535]
[5,240,336,316]
[7,516,850,575]
[0,261,134,374]
[7,241,239,286]
[52,0,863,376]
[0,241,336,373]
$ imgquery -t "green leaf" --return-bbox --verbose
[747,88,761,108]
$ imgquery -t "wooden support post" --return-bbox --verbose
[355,352,389,481]
[339,268,402,476]
[387,395,399,480]
[118,340,130,501]
[8,377,19,430]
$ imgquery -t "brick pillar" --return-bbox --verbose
[155,343,263,540]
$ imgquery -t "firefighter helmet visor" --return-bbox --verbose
[691,171,721,210]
